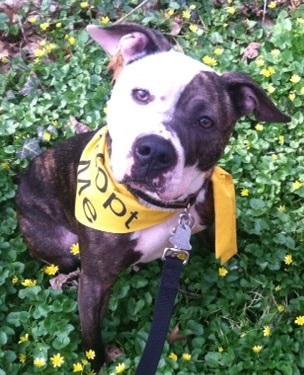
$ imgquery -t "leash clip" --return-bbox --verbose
[162,206,194,264]
[162,247,190,265]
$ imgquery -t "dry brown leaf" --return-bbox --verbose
[242,42,261,62]
[106,345,125,363]
[69,116,91,134]
[168,324,187,344]
[49,269,80,290]
[170,18,183,36]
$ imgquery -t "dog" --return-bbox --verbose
[16,23,290,370]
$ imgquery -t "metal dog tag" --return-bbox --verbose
[169,223,192,251]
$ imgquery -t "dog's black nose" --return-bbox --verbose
[133,135,177,174]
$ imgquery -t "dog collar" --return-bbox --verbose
[75,126,237,262]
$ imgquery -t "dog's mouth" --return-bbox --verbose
[123,176,165,197]
[123,177,195,209]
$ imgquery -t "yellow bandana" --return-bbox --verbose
[75,127,237,262]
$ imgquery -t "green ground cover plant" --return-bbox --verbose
[0,1,303,374]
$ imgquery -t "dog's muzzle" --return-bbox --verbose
[132,135,177,179]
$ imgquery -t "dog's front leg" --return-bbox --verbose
[77,228,140,371]
[78,270,111,369]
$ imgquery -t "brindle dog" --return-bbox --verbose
[16,23,290,370]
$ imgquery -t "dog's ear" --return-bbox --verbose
[222,72,291,123]
[86,23,171,63]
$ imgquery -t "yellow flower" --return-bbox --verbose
[266,84,275,94]
[271,154,278,161]
[277,204,286,211]
[18,334,29,344]
[100,16,110,25]
[189,24,198,33]
[45,43,57,53]
[278,135,284,145]
[19,353,27,364]
[182,353,191,361]
[166,9,175,17]
[168,352,178,361]
[34,357,46,368]
[182,10,191,20]
[252,345,263,354]
[67,36,77,46]
[34,48,47,58]
[295,316,304,326]
[267,67,275,75]
[51,353,64,368]
[202,55,217,67]
[80,1,89,9]
[263,325,272,337]
[214,47,224,56]
[277,304,285,313]
[21,279,37,288]
[226,6,236,15]
[218,346,224,352]
[290,74,301,84]
[42,131,51,142]
[241,188,249,197]
[218,267,229,277]
[271,49,280,58]
[40,22,50,31]
[71,242,80,255]
[255,123,264,132]
[288,92,296,101]
[44,264,59,276]
[28,16,38,24]
[12,276,19,284]
[115,362,127,373]
[85,349,96,360]
[268,1,277,9]
[73,362,84,372]
[284,254,293,265]
[56,22,62,28]
[261,67,276,78]
[292,180,303,190]
[255,58,265,67]
[1,56,9,64]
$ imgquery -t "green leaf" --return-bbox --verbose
[0,332,7,346]
[52,333,71,350]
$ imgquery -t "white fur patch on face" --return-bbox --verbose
[107,50,213,201]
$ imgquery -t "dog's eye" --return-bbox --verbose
[132,89,152,104]
[198,116,214,129]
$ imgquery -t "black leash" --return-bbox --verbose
[135,208,194,375]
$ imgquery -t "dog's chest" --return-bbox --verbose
[132,204,206,264]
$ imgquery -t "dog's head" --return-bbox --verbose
[87,23,290,204]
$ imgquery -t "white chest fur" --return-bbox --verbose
[132,196,206,264]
